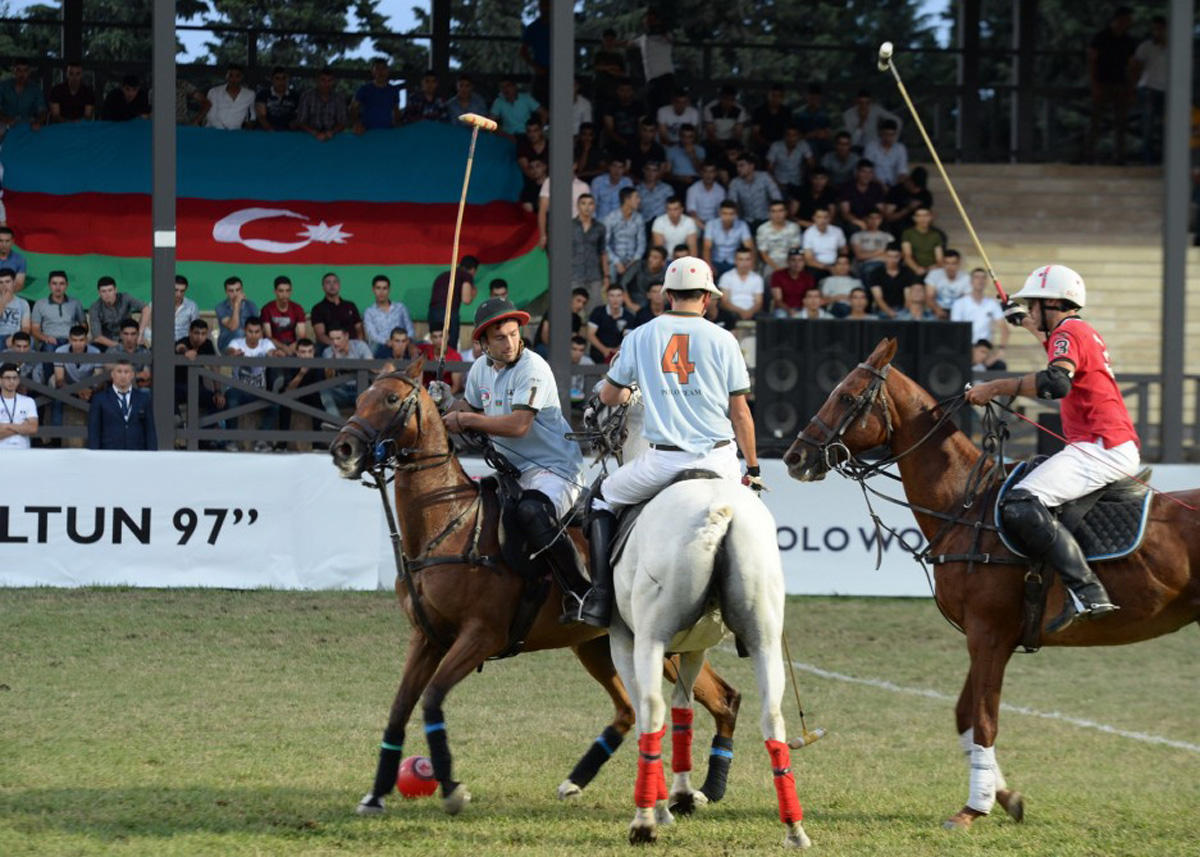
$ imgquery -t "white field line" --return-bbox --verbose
[770,654,1200,755]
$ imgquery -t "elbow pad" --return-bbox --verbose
[1035,364,1073,399]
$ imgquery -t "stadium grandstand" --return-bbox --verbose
[0,0,1197,459]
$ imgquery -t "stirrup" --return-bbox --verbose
[1047,600,1119,634]
[577,587,612,628]
[559,591,586,625]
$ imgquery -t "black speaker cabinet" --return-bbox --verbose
[755,319,862,453]
[753,319,972,455]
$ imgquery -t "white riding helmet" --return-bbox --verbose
[1011,264,1087,308]
[662,256,723,295]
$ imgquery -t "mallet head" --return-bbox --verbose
[458,112,498,132]
[877,41,894,72]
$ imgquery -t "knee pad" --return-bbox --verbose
[999,489,1057,556]
[515,490,558,540]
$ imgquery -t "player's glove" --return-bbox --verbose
[582,393,603,429]
[427,380,455,412]
[742,464,767,493]
[1002,299,1027,328]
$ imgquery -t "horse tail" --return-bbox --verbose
[695,504,735,555]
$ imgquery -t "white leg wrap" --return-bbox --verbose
[967,743,997,814]
[960,728,1007,792]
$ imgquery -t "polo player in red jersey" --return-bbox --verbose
[966,265,1139,633]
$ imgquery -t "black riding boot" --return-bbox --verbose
[1000,489,1119,634]
[1042,523,1119,633]
[515,493,589,617]
[578,509,616,628]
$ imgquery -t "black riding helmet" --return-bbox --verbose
[472,297,530,340]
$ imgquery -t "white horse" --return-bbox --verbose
[600,397,812,848]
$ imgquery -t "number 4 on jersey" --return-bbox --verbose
[661,333,695,384]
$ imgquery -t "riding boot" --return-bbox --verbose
[1001,488,1119,635]
[1043,523,1119,634]
[577,509,617,628]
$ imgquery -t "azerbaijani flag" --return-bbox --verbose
[3,121,546,319]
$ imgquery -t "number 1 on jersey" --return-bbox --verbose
[661,333,695,384]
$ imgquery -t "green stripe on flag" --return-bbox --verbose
[17,248,549,326]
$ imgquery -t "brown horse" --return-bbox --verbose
[782,338,1200,829]
[330,361,741,815]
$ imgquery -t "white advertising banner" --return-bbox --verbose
[0,450,384,589]
[3,452,1197,596]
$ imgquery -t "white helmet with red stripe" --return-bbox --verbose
[1012,264,1087,308]
[662,256,723,295]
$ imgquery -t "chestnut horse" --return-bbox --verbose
[330,362,741,815]
[783,338,1200,829]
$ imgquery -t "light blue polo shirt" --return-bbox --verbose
[465,347,584,481]
[606,311,749,454]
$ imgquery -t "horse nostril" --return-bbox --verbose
[783,451,799,466]
[333,441,353,461]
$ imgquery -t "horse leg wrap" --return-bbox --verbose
[567,725,624,789]
[423,704,456,792]
[700,735,733,802]
[766,739,804,824]
[370,728,406,798]
[967,743,997,814]
[671,708,694,773]
[635,727,667,809]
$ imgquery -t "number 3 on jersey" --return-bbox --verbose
[661,333,695,384]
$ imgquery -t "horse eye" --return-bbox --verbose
[840,394,855,405]
[386,393,400,406]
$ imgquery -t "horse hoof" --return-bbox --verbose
[997,789,1025,823]
[943,807,985,830]
[668,789,708,815]
[356,794,384,816]
[557,779,583,800]
[628,823,657,845]
[442,783,471,815]
[784,822,812,849]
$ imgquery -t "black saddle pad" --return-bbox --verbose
[994,456,1154,562]
[609,469,722,566]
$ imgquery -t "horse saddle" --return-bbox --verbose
[609,469,723,568]
[994,456,1154,563]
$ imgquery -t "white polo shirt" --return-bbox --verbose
[802,223,847,265]
[650,213,698,252]
[0,391,37,449]
[205,85,255,130]
[717,269,764,312]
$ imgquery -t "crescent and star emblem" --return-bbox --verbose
[212,207,353,254]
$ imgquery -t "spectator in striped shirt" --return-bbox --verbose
[603,187,646,290]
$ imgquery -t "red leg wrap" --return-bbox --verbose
[635,727,667,809]
[766,739,803,824]
[671,707,694,774]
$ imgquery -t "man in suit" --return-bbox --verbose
[87,359,157,450]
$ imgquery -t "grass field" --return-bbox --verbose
[1,589,1196,857]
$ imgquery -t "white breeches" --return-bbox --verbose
[596,444,742,511]
[1014,439,1140,508]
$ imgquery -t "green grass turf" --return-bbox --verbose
[1,590,1196,856]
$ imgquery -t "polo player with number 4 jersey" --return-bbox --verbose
[574,256,761,628]
[966,264,1138,633]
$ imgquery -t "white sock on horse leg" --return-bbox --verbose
[967,743,997,814]
[959,728,1007,792]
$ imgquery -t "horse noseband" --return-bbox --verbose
[796,362,892,466]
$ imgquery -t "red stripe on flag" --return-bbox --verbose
[7,192,539,265]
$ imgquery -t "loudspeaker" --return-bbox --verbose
[1037,412,1066,456]
[917,322,973,400]
[754,319,863,454]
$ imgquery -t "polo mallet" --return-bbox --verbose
[781,631,826,750]
[876,42,1008,304]
[436,112,499,378]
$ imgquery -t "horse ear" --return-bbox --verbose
[867,337,898,367]
[405,357,425,380]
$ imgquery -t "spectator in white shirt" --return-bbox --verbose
[951,267,1009,349]
[572,78,593,134]
[650,196,699,257]
[656,89,699,146]
[199,65,255,129]
[801,208,847,282]
[862,119,908,187]
[684,162,726,231]
[795,287,833,320]
[924,249,971,318]
[841,89,902,149]
[717,247,764,320]
[0,361,37,449]
[633,9,676,112]
[1130,16,1167,164]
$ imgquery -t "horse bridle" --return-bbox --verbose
[795,362,893,474]
[339,374,452,473]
